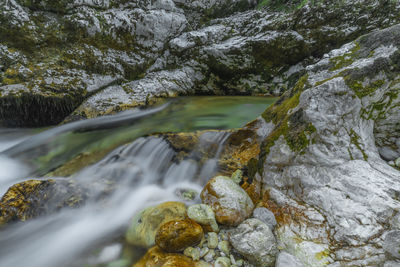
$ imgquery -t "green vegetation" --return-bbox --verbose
[261,75,316,155]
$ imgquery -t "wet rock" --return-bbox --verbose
[184,247,200,261]
[231,169,243,184]
[0,179,87,224]
[229,218,277,267]
[214,256,231,267]
[383,230,400,259]
[125,201,186,248]
[217,240,230,256]
[134,246,196,267]
[155,218,204,252]
[207,232,218,249]
[175,188,198,201]
[204,249,216,262]
[252,207,277,230]
[275,252,304,267]
[187,204,219,232]
[201,176,254,226]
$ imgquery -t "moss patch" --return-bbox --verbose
[261,74,315,155]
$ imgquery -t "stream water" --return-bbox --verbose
[0,96,276,267]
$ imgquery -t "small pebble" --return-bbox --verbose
[236,259,244,267]
[231,169,243,184]
[183,247,200,261]
[218,240,230,255]
[200,247,209,258]
[208,232,218,249]
[215,256,231,267]
[230,255,236,265]
[204,249,215,262]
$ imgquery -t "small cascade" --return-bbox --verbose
[0,131,231,267]
[0,96,276,267]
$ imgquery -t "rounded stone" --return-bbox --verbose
[215,256,231,267]
[229,218,277,266]
[187,204,219,232]
[201,176,254,226]
[218,240,230,255]
[126,201,186,248]
[252,207,277,229]
[155,219,204,252]
[183,247,200,261]
[207,232,218,249]
[134,246,195,267]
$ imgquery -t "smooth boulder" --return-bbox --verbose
[201,176,254,226]
[155,219,204,252]
[125,201,186,248]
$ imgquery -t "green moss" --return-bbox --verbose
[345,78,385,98]
[261,74,316,155]
[329,42,361,71]
[262,74,309,124]
[349,129,368,161]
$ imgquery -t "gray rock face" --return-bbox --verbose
[256,24,400,266]
[252,207,277,230]
[229,218,277,267]
[2,0,400,125]
[275,252,304,267]
[383,231,400,259]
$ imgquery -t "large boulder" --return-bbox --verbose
[252,24,400,265]
[229,218,277,266]
[201,175,254,226]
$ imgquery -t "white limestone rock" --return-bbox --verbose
[229,218,277,267]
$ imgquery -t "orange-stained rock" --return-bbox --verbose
[155,219,203,252]
[201,176,254,226]
[133,246,195,267]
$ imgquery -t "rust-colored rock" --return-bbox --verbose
[155,219,203,252]
[201,176,254,226]
[133,246,195,267]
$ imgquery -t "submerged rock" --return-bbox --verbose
[229,218,277,267]
[155,218,204,252]
[125,201,187,248]
[201,175,254,226]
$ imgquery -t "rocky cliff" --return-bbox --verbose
[1,0,400,126]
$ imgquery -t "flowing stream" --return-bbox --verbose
[0,96,276,267]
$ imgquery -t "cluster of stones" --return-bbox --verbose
[123,170,282,267]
